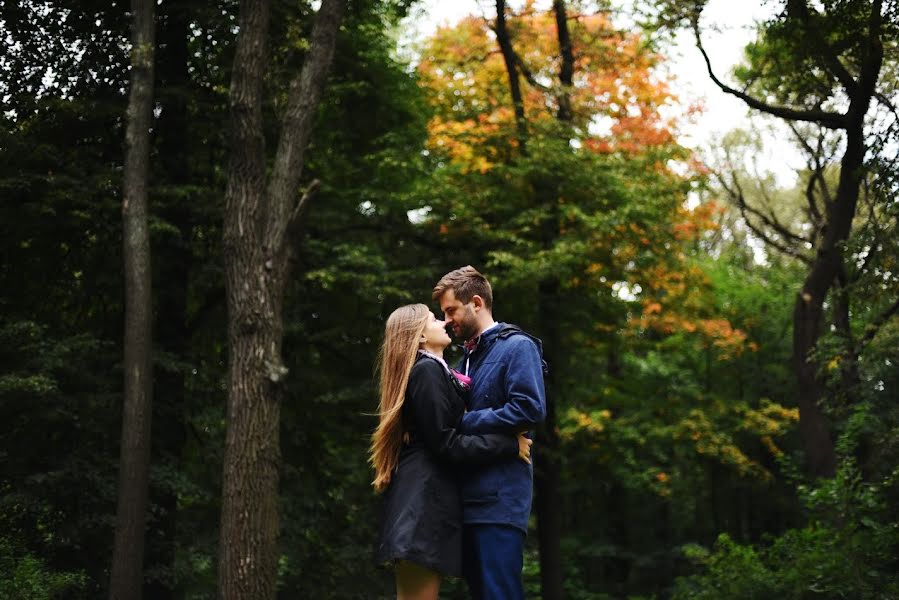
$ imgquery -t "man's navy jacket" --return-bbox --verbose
[457,322,547,534]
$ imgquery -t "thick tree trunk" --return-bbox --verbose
[792,97,877,477]
[109,1,156,598]
[217,1,344,598]
[792,8,881,471]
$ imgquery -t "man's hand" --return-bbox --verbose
[517,434,533,465]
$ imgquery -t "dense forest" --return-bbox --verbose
[1,0,897,598]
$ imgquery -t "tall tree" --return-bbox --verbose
[217,0,344,597]
[109,0,156,598]
[531,4,575,598]
[657,0,896,477]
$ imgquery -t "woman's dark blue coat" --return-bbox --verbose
[375,354,518,577]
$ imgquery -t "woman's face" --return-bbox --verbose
[421,312,451,351]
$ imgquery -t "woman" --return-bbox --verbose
[370,303,531,600]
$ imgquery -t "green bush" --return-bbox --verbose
[0,538,87,600]
[673,460,899,599]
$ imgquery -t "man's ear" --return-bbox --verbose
[471,295,484,311]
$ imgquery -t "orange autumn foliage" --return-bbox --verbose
[418,8,682,171]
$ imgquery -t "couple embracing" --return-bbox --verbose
[370,266,547,600]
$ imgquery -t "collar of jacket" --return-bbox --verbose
[462,322,549,375]
[463,322,507,356]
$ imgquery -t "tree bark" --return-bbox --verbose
[552,0,574,122]
[217,1,344,598]
[109,1,156,598]
[494,0,528,150]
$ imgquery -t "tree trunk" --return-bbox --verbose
[535,279,565,600]
[494,0,528,149]
[217,1,344,598]
[109,1,156,598]
[792,55,878,476]
[832,266,862,402]
[533,5,574,597]
[552,0,574,122]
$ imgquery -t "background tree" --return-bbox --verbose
[655,0,899,478]
[217,0,344,597]
[109,0,156,598]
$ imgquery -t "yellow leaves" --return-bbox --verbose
[562,407,613,439]
[677,409,772,481]
[427,117,502,173]
[742,402,799,436]
[760,436,783,458]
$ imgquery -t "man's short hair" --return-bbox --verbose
[432,265,493,310]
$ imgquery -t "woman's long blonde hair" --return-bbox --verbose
[370,303,431,492]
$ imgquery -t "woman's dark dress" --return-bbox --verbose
[375,354,518,577]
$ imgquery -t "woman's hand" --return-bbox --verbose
[517,434,533,464]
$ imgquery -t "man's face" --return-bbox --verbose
[439,289,479,341]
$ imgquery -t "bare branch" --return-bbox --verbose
[717,172,812,264]
[287,178,321,241]
[266,0,344,253]
[786,122,829,222]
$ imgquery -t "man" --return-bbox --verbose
[432,265,546,600]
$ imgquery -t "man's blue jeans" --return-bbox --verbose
[462,524,526,600]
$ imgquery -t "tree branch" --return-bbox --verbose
[860,295,899,348]
[286,179,321,244]
[717,172,812,264]
[509,49,551,93]
[266,0,345,253]
[691,20,847,130]
[786,0,858,94]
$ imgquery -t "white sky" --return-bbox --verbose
[400,0,800,184]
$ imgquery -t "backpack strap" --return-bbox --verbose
[495,324,549,376]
